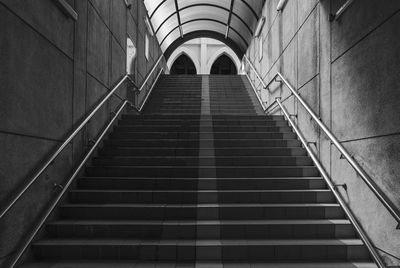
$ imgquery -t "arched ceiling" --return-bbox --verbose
[144,0,265,60]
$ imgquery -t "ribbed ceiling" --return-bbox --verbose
[144,0,265,59]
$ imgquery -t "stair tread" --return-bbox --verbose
[108,139,296,141]
[19,262,378,268]
[112,132,293,134]
[104,147,303,149]
[49,219,351,225]
[61,203,340,208]
[34,238,364,246]
[70,189,331,193]
[87,165,315,168]
[95,156,311,159]
[79,176,323,180]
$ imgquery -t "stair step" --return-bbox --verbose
[85,166,319,178]
[19,261,379,268]
[77,177,326,190]
[104,139,301,148]
[118,121,288,126]
[100,147,308,157]
[121,114,284,120]
[69,189,335,204]
[114,126,291,132]
[46,219,355,239]
[111,132,297,139]
[32,238,369,261]
[92,156,313,166]
[59,203,344,220]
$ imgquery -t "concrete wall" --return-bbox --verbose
[244,0,400,265]
[0,0,163,265]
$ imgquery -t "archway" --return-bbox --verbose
[210,54,238,75]
[206,47,241,74]
[170,54,197,75]
[167,48,200,74]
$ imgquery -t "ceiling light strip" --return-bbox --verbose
[225,0,235,38]
[174,0,183,38]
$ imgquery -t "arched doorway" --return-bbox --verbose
[170,54,197,74]
[210,54,238,75]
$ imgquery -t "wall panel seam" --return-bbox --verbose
[331,8,400,64]
[0,130,64,142]
[261,3,319,81]
[0,2,74,61]
[88,0,127,52]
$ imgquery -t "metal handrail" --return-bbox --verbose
[131,54,165,112]
[276,98,385,268]
[244,72,265,110]
[264,72,400,229]
[243,54,267,88]
[6,54,166,267]
[330,0,355,21]
[8,100,129,268]
[0,75,135,220]
[138,54,164,92]
[139,68,164,112]
[242,59,400,229]
[234,59,387,266]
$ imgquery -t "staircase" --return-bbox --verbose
[22,75,376,267]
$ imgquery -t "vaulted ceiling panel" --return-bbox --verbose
[144,0,265,59]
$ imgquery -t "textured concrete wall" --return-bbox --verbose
[244,0,400,265]
[0,0,163,265]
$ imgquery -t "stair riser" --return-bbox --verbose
[121,115,284,120]
[32,244,369,262]
[69,191,335,204]
[214,133,297,139]
[146,109,201,113]
[148,98,201,102]
[77,178,326,190]
[60,206,344,220]
[99,148,308,157]
[47,223,356,239]
[151,92,201,95]
[114,126,292,132]
[111,132,297,139]
[118,120,288,126]
[104,139,301,148]
[122,114,284,119]
[85,167,319,178]
[92,157,313,166]
[146,106,202,109]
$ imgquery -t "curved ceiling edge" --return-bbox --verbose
[155,4,253,36]
[160,19,249,49]
[150,0,168,19]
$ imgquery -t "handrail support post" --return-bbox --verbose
[334,183,348,191]
[88,139,96,146]
[307,141,317,147]
[52,183,64,191]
